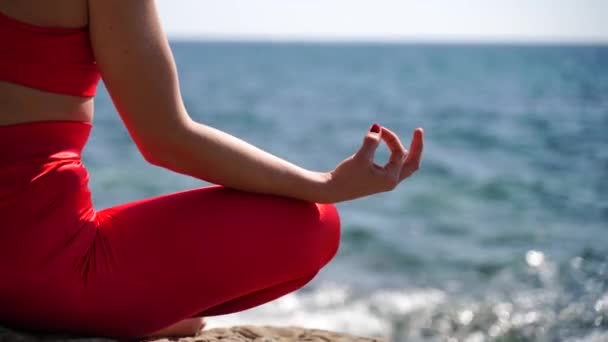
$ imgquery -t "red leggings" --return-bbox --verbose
[0,121,340,338]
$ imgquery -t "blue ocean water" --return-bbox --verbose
[88,42,608,341]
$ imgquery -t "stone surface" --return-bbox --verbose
[0,325,384,341]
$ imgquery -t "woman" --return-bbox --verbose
[0,0,424,339]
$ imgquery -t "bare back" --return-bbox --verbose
[0,0,93,125]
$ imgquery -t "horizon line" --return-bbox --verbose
[166,34,608,46]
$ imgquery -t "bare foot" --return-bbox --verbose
[146,317,206,338]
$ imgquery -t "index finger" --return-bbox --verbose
[380,126,407,170]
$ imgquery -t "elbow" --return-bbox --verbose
[139,138,184,170]
[140,146,166,167]
[134,126,188,170]
[134,137,167,167]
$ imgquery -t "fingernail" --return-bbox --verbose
[370,123,381,133]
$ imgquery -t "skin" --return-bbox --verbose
[0,0,424,337]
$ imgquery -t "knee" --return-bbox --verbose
[268,199,341,276]
[312,203,341,269]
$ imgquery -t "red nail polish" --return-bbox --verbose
[370,123,381,133]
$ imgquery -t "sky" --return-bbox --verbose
[156,0,608,43]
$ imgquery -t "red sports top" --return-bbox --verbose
[0,10,100,97]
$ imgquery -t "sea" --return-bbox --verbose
[87,42,608,341]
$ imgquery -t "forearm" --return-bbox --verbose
[152,118,331,202]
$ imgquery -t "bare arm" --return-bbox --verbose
[88,0,423,203]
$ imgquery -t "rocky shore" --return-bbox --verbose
[0,325,384,341]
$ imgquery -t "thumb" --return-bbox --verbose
[356,124,382,161]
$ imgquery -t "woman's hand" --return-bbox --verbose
[321,124,424,203]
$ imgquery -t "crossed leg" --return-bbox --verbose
[80,186,340,338]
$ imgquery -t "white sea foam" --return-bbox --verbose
[204,283,446,338]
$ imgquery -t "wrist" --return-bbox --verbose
[301,170,333,203]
